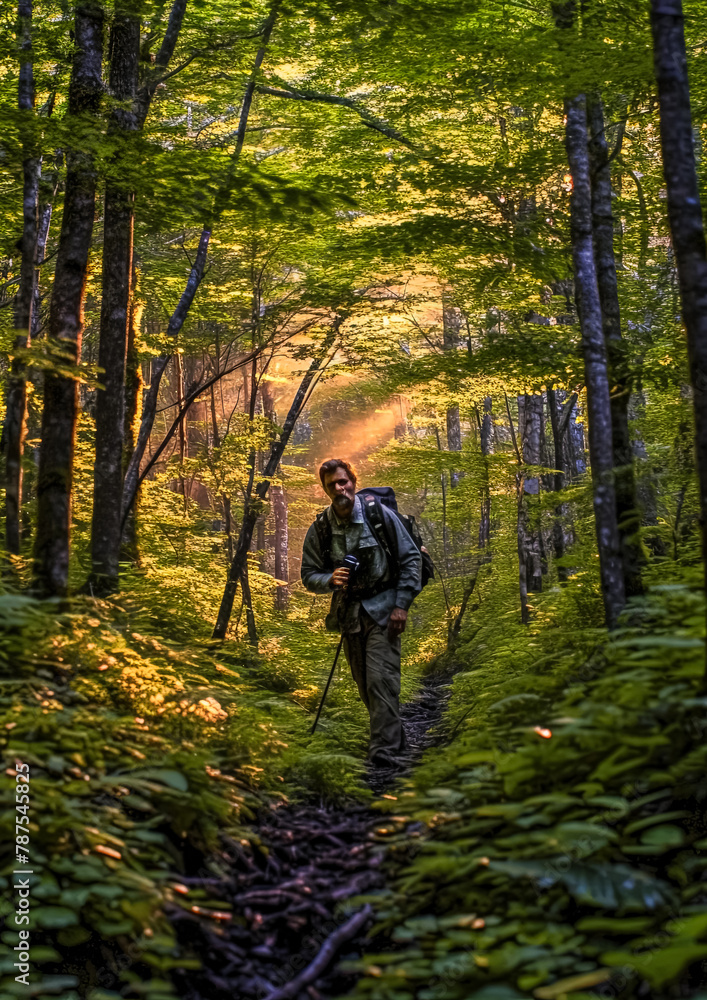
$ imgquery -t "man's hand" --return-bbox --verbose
[330,566,350,588]
[388,607,408,638]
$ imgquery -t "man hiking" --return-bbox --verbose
[301,458,422,767]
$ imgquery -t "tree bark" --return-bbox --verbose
[135,0,188,127]
[89,8,140,591]
[443,306,463,485]
[121,255,142,563]
[518,393,544,595]
[272,484,289,609]
[565,94,626,628]
[504,393,530,624]
[212,331,336,639]
[3,0,40,555]
[547,386,567,572]
[34,1,104,597]
[478,396,492,548]
[240,563,258,648]
[650,0,707,643]
[175,351,187,504]
[209,360,234,563]
[588,94,643,597]
[31,159,61,341]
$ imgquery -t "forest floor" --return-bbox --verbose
[171,664,454,1000]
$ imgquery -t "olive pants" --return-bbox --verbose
[343,610,405,758]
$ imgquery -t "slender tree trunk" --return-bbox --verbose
[240,564,258,648]
[588,94,643,597]
[256,379,276,571]
[443,305,463,486]
[213,331,335,639]
[518,394,543,595]
[34,1,104,597]
[121,255,142,563]
[504,392,530,623]
[89,8,140,591]
[121,228,211,521]
[174,352,187,505]
[31,160,61,341]
[433,425,451,569]
[478,396,493,548]
[272,484,289,610]
[3,0,40,554]
[650,0,707,648]
[547,386,568,574]
[565,94,626,628]
[209,371,234,562]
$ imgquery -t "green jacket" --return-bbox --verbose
[301,495,422,631]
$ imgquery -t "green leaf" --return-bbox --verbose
[601,943,707,988]
[33,906,80,929]
[57,926,92,947]
[120,769,189,792]
[640,824,685,848]
[576,916,655,934]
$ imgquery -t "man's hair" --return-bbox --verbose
[319,458,357,489]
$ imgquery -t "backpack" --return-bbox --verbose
[314,486,434,589]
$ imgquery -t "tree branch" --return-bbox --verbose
[557,391,579,438]
[255,84,417,150]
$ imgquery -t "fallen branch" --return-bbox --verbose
[266,904,372,1000]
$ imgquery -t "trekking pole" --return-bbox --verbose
[309,553,359,736]
[309,633,345,735]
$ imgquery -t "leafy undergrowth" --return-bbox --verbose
[0,566,431,1000]
[348,575,707,1000]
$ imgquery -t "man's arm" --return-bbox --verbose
[301,522,334,594]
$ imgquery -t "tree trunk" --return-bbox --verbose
[121,255,142,563]
[547,386,567,573]
[240,564,259,648]
[443,305,463,485]
[121,228,211,524]
[212,330,336,639]
[209,370,234,563]
[650,0,707,644]
[433,425,451,570]
[89,8,140,592]
[134,0,187,126]
[3,0,40,555]
[588,94,643,597]
[272,484,289,610]
[518,393,544,596]
[478,396,492,548]
[565,94,626,628]
[31,160,61,341]
[34,1,104,597]
[175,351,187,505]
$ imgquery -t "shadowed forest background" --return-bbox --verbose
[4,0,707,997]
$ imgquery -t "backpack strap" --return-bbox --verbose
[313,509,334,569]
[359,493,399,579]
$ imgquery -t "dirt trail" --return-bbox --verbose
[172,666,452,1000]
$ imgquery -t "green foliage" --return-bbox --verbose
[348,580,707,1000]
[0,594,265,998]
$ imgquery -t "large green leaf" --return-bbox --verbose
[488,859,676,910]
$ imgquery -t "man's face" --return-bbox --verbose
[323,466,356,516]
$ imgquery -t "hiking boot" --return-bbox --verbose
[369,749,399,768]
